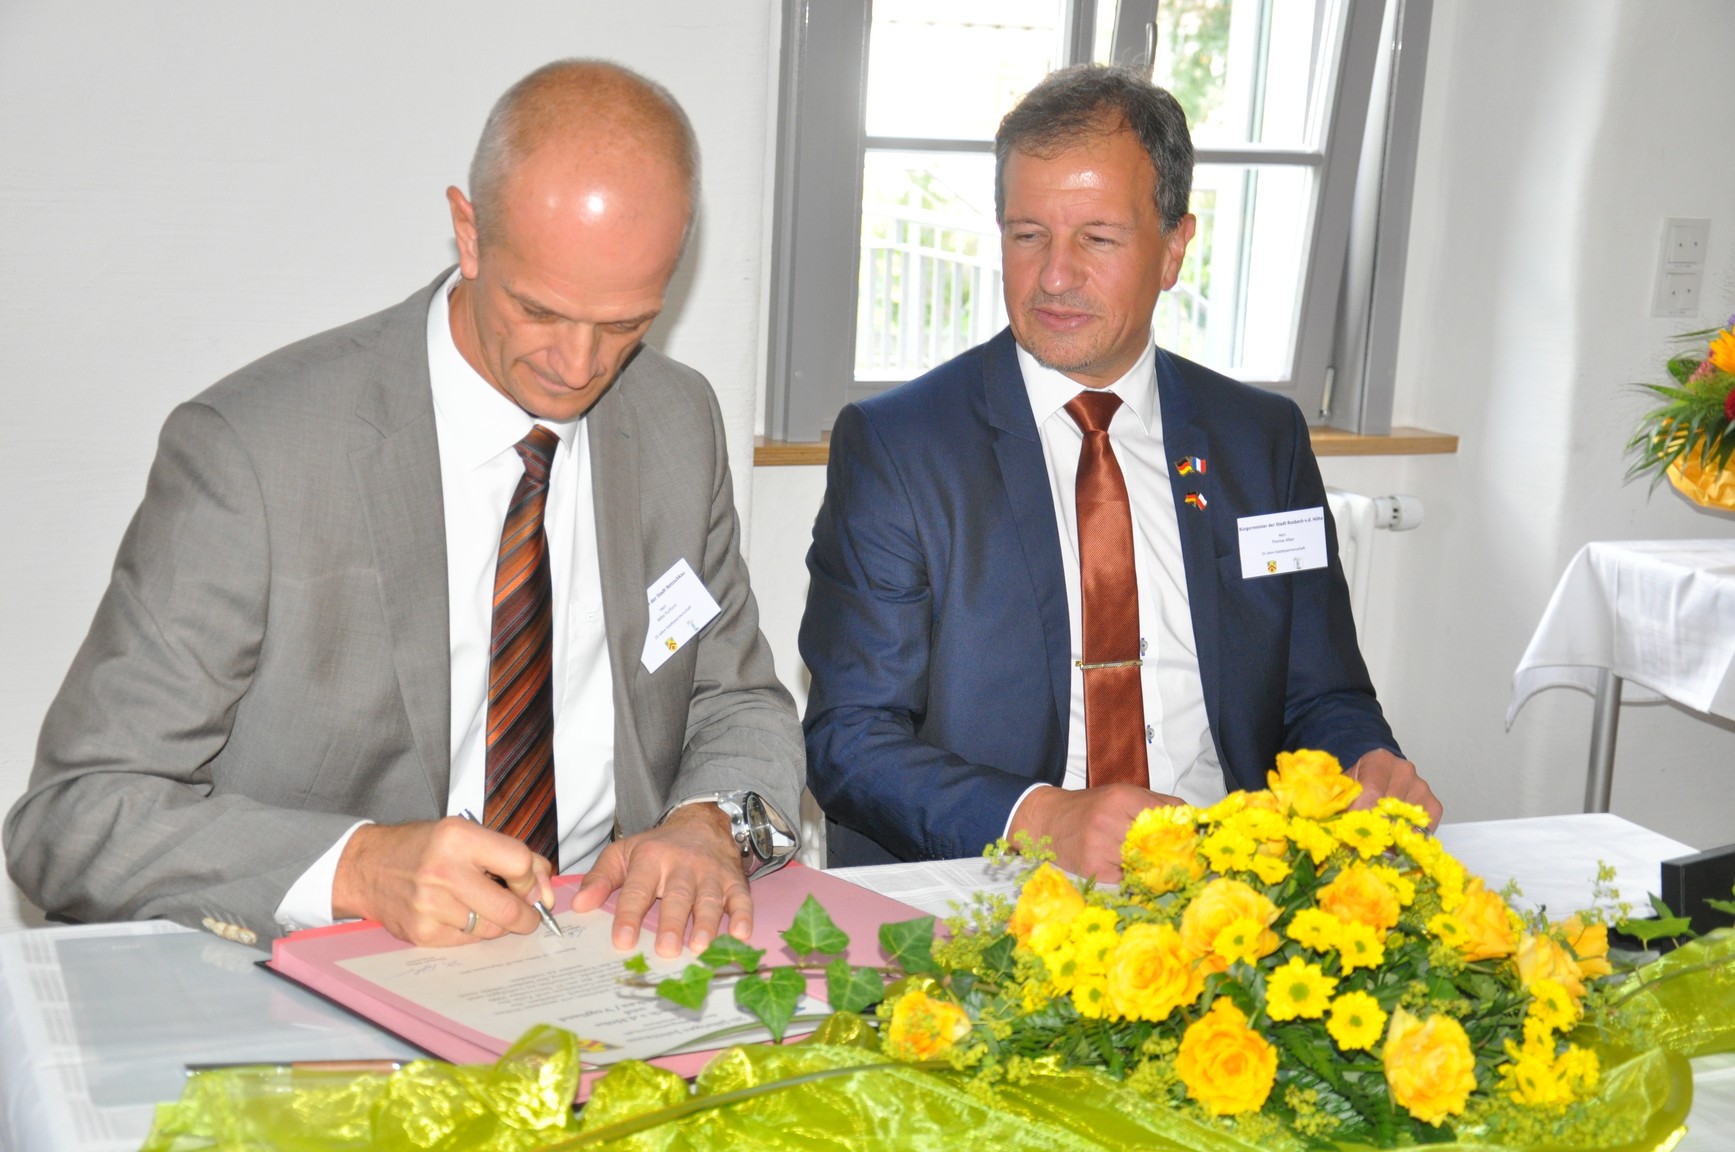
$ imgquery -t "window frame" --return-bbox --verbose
[765,0,1429,442]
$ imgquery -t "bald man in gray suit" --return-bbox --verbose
[5,60,802,956]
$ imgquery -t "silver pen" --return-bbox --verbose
[460,809,563,937]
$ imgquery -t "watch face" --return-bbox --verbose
[743,792,775,862]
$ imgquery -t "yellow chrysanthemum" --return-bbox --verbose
[1374,796,1431,827]
[1527,977,1581,1033]
[1212,916,1272,967]
[1175,998,1279,1116]
[1330,810,1395,859]
[1265,957,1338,1021]
[1327,991,1387,1050]
[1336,921,1386,972]
[1268,749,1360,819]
[1121,805,1207,895]
[1370,864,1416,906]
[1201,792,1249,824]
[1499,1049,1571,1109]
[1383,1008,1477,1127]
[1066,906,1122,974]
[1287,907,1343,952]
[1201,827,1259,873]
[1287,817,1340,866]
[885,987,972,1062]
[1427,913,1467,949]
[1429,853,1469,911]
[1247,852,1293,886]
[1317,863,1401,933]
[1071,972,1112,1019]
[1708,326,1735,375]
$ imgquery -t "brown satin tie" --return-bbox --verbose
[484,425,560,862]
[1065,390,1148,789]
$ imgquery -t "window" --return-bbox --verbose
[765,0,1431,442]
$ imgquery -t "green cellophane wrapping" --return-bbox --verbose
[138,930,1735,1152]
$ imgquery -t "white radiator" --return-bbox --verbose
[1326,489,1423,636]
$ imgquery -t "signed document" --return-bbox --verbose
[335,907,817,1066]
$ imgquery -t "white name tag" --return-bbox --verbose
[1237,507,1328,579]
[640,558,722,673]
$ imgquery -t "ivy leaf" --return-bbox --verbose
[880,916,940,975]
[656,964,714,1010]
[979,933,1016,980]
[1616,895,1696,944]
[698,935,765,973]
[782,895,850,958]
[623,953,650,975]
[1704,897,1735,917]
[825,955,887,1014]
[735,966,806,1042]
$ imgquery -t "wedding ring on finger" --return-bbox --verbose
[463,910,478,935]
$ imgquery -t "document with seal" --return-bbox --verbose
[1237,507,1328,579]
[640,557,721,673]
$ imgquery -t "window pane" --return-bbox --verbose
[855,151,1005,381]
[864,0,1066,141]
[1159,164,1314,382]
[1153,0,1343,149]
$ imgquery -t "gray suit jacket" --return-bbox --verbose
[4,273,803,943]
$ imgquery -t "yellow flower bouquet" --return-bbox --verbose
[1627,314,1735,511]
[141,751,1735,1151]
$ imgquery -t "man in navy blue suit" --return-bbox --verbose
[800,64,1440,877]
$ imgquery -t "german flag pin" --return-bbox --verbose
[1184,492,1208,510]
[1174,455,1206,476]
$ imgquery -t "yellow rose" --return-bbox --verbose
[1453,878,1517,961]
[1516,932,1586,1000]
[1268,749,1361,819]
[1382,1007,1477,1127]
[1008,863,1085,954]
[1561,915,1613,981]
[1122,806,1207,894]
[1180,878,1280,971]
[1106,922,1204,1022]
[1175,998,1278,1116]
[885,987,971,1062]
[1317,863,1400,933]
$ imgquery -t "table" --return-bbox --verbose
[1509,539,1735,811]
[2,815,1729,1152]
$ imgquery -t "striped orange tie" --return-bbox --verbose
[484,425,559,862]
[1065,390,1148,789]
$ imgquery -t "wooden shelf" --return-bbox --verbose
[754,426,1457,467]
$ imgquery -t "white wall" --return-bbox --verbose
[748,0,1735,860]
[0,2,779,931]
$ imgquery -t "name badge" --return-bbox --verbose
[1237,507,1328,579]
[640,558,722,673]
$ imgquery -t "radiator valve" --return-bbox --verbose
[1372,494,1424,531]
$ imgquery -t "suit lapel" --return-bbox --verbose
[350,277,452,813]
[587,369,646,819]
[983,332,1071,759]
[1155,348,1224,757]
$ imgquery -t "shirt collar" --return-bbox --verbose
[426,267,582,470]
[1015,332,1160,435]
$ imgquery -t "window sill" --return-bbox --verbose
[753,426,1457,467]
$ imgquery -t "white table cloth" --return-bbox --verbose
[1509,539,1735,809]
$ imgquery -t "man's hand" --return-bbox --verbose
[332,818,556,946]
[1346,748,1443,827]
[1009,784,1184,881]
[569,803,749,958]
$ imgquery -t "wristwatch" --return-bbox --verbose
[658,790,799,878]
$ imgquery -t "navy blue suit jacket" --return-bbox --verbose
[800,329,1400,866]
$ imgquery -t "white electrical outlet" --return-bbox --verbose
[1653,217,1711,318]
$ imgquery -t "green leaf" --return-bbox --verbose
[697,934,765,973]
[1616,894,1695,943]
[978,933,1017,979]
[657,964,714,1009]
[825,955,888,1014]
[781,895,850,957]
[623,952,650,975]
[880,916,941,975]
[735,966,806,1042]
[1704,897,1735,916]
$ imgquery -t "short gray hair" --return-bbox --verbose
[468,59,701,243]
[994,63,1194,231]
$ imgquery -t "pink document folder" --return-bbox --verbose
[266,863,932,1090]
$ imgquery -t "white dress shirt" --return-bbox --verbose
[1007,336,1228,828]
[275,269,616,930]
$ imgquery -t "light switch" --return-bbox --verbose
[1665,218,1711,267]
[1653,217,1710,318]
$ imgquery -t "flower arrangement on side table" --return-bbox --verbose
[1627,314,1735,511]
